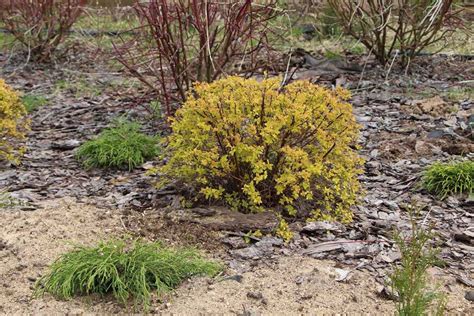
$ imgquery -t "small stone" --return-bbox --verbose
[50,139,81,150]
[427,129,446,139]
[349,230,363,240]
[383,201,399,211]
[467,114,474,125]
[302,221,345,234]
[233,246,262,260]
[299,24,317,40]
[16,264,27,271]
[247,291,264,300]
[464,291,474,302]
[222,237,247,249]
[255,237,283,248]
[378,211,389,220]
[222,274,244,283]
[370,149,379,158]
[295,275,305,285]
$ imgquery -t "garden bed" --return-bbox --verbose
[0,1,473,313]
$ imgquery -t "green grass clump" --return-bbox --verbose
[35,240,221,309]
[389,208,446,316]
[21,94,48,113]
[422,160,474,199]
[76,119,159,170]
[0,31,15,48]
[0,190,17,208]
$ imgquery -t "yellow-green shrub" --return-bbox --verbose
[159,77,363,222]
[0,79,29,163]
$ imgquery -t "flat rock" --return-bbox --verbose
[233,246,263,260]
[302,221,346,234]
[465,291,474,302]
[50,139,81,150]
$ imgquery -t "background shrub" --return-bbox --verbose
[422,160,473,199]
[114,0,279,116]
[0,79,29,164]
[158,76,362,222]
[76,119,159,170]
[327,0,463,67]
[0,0,87,62]
[35,239,221,309]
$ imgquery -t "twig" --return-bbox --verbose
[357,46,374,90]
[385,50,399,82]
[279,51,293,90]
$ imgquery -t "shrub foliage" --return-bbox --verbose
[76,119,159,171]
[159,77,362,222]
[0,79,29,164]
[0,0,87,62]
[35,240,221,309]
[422,160,473,199]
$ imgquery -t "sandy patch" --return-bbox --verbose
[164,256,472,315]
[0,199,471,315]
[0,198,123,314]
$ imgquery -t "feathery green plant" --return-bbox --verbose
[0,190,15,208]
[0,190,27,208]
[35,239,221,309]
[422,160,474,199]
[76,119,159,170]
[21,94,48,113]
[389,207,446,316]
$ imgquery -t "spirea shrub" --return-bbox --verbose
[0,79,29,164]
[159,77,363,222]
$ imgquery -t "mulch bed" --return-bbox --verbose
[1,45,472,288]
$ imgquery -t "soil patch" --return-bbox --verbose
[164,256,471,315]
[1,200,472,314]
[123,208,227,254]
[0,198,124,314]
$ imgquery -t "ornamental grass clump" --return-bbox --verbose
[0,79,30,164]
[76,119,159,171]
[35,240,221,309]
[22,94,48,113]
[422,160,473,199]
[158,76,363,222]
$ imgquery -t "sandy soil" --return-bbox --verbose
[0,198,124,314]
[165,258,472,315]
[1,199,472,315]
